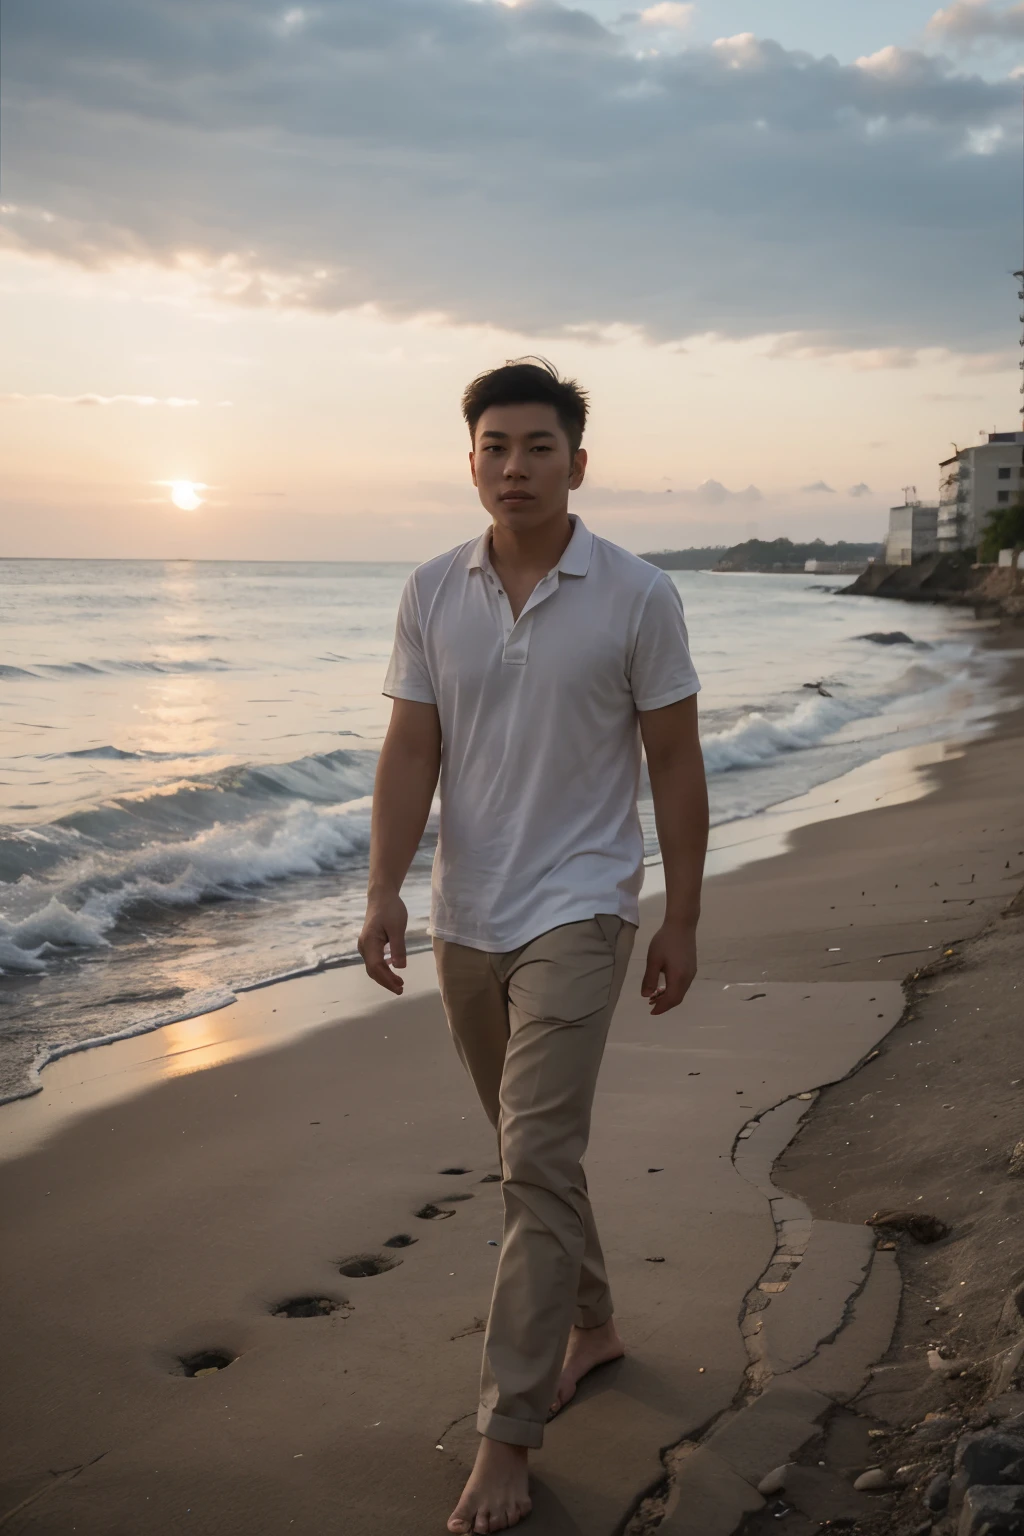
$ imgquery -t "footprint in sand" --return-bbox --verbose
[416,1193,475,1220]
[337,1253,402,1277]
[271,1296,348,1318]
[178,1349,234,1378]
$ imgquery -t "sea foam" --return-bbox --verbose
[0,796,380,967]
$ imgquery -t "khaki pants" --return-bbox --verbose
[433,914,636,1448]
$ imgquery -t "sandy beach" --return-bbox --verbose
[2,649,1023,1536]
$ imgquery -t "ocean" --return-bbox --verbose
[0,556,1011,1105]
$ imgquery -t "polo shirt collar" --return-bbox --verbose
[558,516,593,576]
[467,515,593,577]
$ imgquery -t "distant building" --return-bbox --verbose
[884,499,939,566]
[938,431,1024,552]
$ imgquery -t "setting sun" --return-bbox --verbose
[169,480,204,512]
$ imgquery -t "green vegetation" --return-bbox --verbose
[979,502,1024,564]
[641,538,881,572]
[715,537,881,571]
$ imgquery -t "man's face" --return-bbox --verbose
[470,402,587,533]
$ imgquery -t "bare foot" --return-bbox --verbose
[550,1318,625,1415]
[447,1437,532,1534]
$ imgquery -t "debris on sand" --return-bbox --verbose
[866,1209,949,1244]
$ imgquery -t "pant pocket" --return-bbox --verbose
[594,912,624,951]
[506,919,619,1024]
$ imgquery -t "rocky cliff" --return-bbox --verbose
[843,553,1024,622]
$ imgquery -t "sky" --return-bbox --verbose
[2,0,1024,559]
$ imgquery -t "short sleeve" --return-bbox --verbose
[383,576,436,704]
[629,573,701,712]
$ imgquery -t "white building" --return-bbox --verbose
[884,500,939,566]
[938,431,1024,552]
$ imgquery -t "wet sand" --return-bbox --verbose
[1,669,1023,1536]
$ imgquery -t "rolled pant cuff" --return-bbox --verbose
[477,1407,545,1449]
[575,1298,614,1330]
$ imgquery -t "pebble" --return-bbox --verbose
[853,1467,890,1491]
[928,1348,971,1377]
[1009,1140,1024,1178]
[992,1340,1024,1398]
[912,1416,959,1444]
[923,1470,950,1511]
[756,1464,790,1496]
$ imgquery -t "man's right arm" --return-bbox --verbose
[358,697,442,994]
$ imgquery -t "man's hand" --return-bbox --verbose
[641,919,697,1015]
[358,892,409,994]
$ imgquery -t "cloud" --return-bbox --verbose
[801,480,835,493]
[928,1,1024,43]
[584,479,762,507]
[767,336,926,369]
[1,0,1019,353]
[684,478,762,505]
[638,3,696,31]
[847,482,873,496]
[958,349,1013,372]
[0,391,201,406]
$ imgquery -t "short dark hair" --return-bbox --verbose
[461,357,589,455]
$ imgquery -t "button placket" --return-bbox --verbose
[487,568,561,665]
[498,588,515,649]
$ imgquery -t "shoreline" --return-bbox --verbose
[2,622,1018,1141]
[0,720,1002,1161]
[1,655,1023,1534]
[2,575,1011,1121]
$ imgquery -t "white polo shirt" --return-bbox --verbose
[383,515,700,952]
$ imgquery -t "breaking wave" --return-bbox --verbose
[0,747,384,971]
[3,657,234,679]
[1,797,373,956]
[50,746,209,762]
[0,653,966,977]
[702,692,875,774]
[700,660,953,776]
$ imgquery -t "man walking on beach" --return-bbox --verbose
[359,358,708,1534]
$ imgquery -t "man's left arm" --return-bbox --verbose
[638,694,709,1015]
